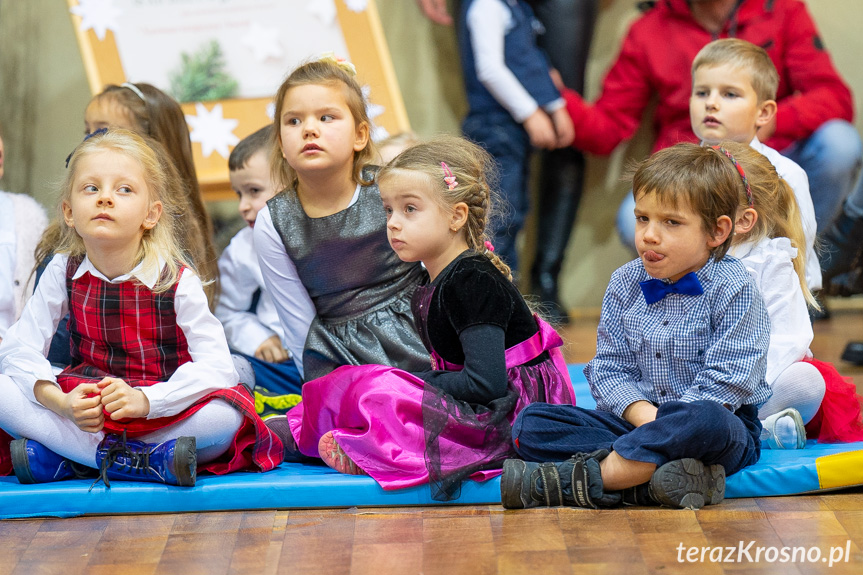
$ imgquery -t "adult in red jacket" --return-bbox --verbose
[564,0,861,246]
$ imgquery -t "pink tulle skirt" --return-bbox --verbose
[287,316,576,492]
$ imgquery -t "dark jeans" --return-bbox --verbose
[512,400,762,476]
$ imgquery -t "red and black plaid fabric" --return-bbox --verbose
[60,256,192,389]
[55,257,283,473]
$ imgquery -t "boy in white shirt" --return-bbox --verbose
[217,126,302,401]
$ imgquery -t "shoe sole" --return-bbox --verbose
[649,458,725,509]
[10,439,36,484]
[318,432,367,475]
[172,436,197,487]
[500,459,529,509]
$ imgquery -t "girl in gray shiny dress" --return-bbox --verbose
[255,57,428,382]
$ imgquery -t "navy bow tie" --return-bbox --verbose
[639,272,703,305]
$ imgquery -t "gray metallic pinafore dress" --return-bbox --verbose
[268,170,429,381]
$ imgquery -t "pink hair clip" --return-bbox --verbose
[484,241,495,252]
[441,162,458,190]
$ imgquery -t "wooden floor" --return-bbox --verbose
[2,300,862,575]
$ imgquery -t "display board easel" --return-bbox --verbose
[67,0,409,201]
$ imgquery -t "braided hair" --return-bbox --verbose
[379,134,512,280]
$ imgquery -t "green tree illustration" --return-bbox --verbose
[169,40,239,103]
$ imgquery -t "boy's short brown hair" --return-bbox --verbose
[691,39,779,102]
[632,143,742,260]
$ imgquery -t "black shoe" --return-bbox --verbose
[500,450,620,509]
[648,459,725,509]
[820,207,863,285]
[265,415,318,463]
[841,341,863,365]
[620,482,660,506]
[824,269,863,298]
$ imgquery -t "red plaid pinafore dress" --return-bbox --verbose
[55,256,283,474]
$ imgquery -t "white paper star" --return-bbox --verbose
[362,86,388,142]
[344,0,368,12]
[186,103,239,158]
[241,22,284,62]
[266,102,276,120]
[69,0,121,41]
[307,0,337,26]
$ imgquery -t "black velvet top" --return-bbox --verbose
[411,252,544,405]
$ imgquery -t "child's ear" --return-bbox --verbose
[353,121,370,153]
[735,207,758,235]
[62,201,75,229]
[450,202,469,232]
[142,201,163,230]
[707,214,734,248]
[755,99,777,129]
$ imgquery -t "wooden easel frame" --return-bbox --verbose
[66,0,409,200]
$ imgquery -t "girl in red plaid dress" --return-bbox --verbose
[0,129,283,486]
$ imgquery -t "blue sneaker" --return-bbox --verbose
[95,433,197,488]
[10,438,95,484]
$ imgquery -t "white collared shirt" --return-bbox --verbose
[0,253,238,418]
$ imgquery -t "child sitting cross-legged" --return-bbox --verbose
[216,125,302,408]
[0,130,282,487]
[501,143,771,510]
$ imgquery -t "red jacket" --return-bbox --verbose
[565,0,854,154]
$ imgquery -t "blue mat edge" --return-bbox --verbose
[2,364,862,519]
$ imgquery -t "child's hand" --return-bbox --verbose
[255,335,290,363]
[523,109,557,150]
[99,377,150,420]
[551,108,575,148]
[39,381,104,433]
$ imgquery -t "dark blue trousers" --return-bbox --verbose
[512,400,762,476]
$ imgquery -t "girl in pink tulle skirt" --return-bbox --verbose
[277,136,576,500]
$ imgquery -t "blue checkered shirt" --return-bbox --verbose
[585,256,771,417]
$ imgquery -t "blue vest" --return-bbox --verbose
[458,0,560,118]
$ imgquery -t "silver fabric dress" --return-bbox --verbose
[268,171,429,381]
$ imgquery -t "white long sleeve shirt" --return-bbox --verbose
[215,226,289,357]
[0,254,238,419]
[729,237,813,386]
[467,0,563,123]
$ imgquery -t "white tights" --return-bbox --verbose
[0,375,243,467]
[758,361,826,424]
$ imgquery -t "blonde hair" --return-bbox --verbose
[378,134,512,280]
[270,59,375,191]
[38,83,219,306]
[631,143,742,260]
[692,39,779,103]
[716,141,817,308]
[58,129,190,292]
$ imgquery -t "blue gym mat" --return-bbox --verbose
[2,364,862,519]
